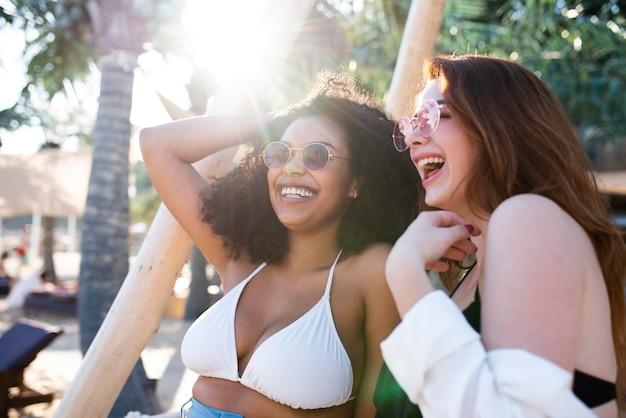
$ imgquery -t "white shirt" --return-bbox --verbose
[381,290,596,417]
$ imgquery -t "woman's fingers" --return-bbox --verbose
[425,259,451,272]
[406,213,479,261]
[425,237,477,270]
[441,240,475,261]
[388,210,480,275]
[386,211,481,315]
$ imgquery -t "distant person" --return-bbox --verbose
[13,224,31,279]
[0,251,12,278]
[5,270,53,309]
[0,251,13,295]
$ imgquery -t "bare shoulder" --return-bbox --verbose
[331,243,392,302]
[346,243,392,282]
[492,193,563,217]
[354,242,392,263]
[489,194,585,243]
[339,242,400,328]
[485,194,595,293]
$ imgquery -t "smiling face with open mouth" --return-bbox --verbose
[266,116,358,235]
[407,80,476,214]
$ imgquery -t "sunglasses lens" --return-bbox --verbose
[418,100,440,137]
[302,143,330,171]
[263,142,290,168]
[392,118,409,151]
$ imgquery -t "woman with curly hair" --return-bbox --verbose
[140,70,422,418]
[377,55,626,417]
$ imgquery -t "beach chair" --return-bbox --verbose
[0,318,63,417]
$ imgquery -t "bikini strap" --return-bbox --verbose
[242,262,268,285]
[324,249,343,297]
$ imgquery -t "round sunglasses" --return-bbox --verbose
[392,99,448,152]
[263,141,350,171]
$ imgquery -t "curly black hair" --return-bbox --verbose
[200,69,423,262]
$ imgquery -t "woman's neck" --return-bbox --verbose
[281,234,342,271]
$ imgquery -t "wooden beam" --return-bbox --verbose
[53,1,317,416]
[386,0,447,119]
[156,92,197,120]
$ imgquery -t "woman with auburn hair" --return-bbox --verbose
[140,70,422,418]
[376,55,625,417]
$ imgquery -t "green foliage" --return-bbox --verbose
[520,11,626,147]
[271,0,409,103]
[7,0,93,101]
[435,0,626,147]
[0,5,15,25]
[0,87,38,131]
[5,0,625,162]
[298,0,405,100]
[0,0,93,136]
[1,0,187,137]
[339,0,405,98]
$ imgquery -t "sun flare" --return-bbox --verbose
[133,0,303,129]
[182,0,272,85]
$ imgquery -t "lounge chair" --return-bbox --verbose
[0,318,63,417]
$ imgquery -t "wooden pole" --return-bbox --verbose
[54,1,317,416]
[386,0,447,119]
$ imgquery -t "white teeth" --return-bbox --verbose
[281,187,314,198]
[417,157,445,169]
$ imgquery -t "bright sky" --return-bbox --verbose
[1,0,270,155]
[0,25,42,154]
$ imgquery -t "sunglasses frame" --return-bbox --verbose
[262,141,350,172]
[392,99,448,152]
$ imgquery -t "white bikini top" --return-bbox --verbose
[181,250,354,409]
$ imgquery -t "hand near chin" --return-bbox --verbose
[385,211,480,314]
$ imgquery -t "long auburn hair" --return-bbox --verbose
[427,54,626,402]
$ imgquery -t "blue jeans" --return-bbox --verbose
[181,397,244,418]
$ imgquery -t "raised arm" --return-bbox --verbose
[139,114,272,273]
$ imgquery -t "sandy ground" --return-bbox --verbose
[0,252,198,418]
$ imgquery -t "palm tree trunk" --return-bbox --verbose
[77,55,160,416]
